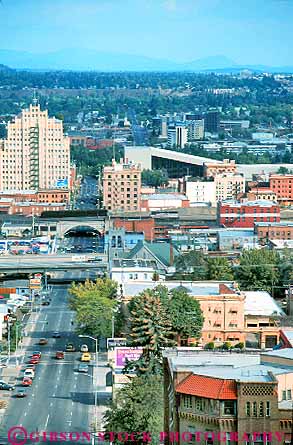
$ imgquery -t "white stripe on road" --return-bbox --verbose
[44,414,50,430]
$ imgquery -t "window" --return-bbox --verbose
[282,390,287,400]
[182,395,192,409]
[253,401,257,417]
[259,401,264,417]
[288,390,292,400]
[246,401,250,417]
[266,401,270,417]
[223,401,235,415]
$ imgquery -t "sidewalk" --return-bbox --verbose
[90,352,112,432]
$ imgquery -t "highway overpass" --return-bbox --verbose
[0,254,107,274]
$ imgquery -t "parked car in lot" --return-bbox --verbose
[39,338,48,345]
[55,351,64,359]
[52,331,61,338]
[80,344,88,352]
[31,351,41,358]
[65,343,76,352]
[29,357,40,365]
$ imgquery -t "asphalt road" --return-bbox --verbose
[75,176,97,211]
[0,285,95,443]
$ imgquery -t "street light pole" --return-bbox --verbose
[79,335,98,432]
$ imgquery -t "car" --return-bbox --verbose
[78,364,89,373]
[65,343,76,352]
[41,300,50,306]
[29,357,39,365]
[23,365,35,372]
[0,382,14,391]
[55,351,64,359]
[32,351,41,358]
[38,338,48,345]
[22,378,32,387]
[15,389,27,398]
[80,344,88,352]
[52,332,61,338]
[24,370,35,379]
[81,352,91,362]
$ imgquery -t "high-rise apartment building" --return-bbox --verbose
[187,119,205,141]
[205,110,220,133]
[103,159,141,212]
[0,102,70,191]
[167,124,188,149]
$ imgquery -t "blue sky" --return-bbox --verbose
[0,0,292,65]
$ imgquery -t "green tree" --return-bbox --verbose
[69,278,120,338]
[235,249,280,292]
[141,169,169,187]
[174,250,208,280]
[103,373,163,445]
[168,288,204,345]
[127,289,175,374]
[206,257,234,281]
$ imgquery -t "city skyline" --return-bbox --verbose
[0,0,292,69]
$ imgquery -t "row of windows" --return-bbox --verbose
[246,401,270,417]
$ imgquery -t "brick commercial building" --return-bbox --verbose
[163,349,293,445]
[255,221,293,244]
[218,200,280,228]
[113,215,155,241]
[204,159,237,178]
[103,159,141,213]
[270,174,293,203]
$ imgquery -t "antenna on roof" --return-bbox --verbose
[32,90,38,105]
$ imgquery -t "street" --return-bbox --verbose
[0,285,111,444]
[75,177,98,211]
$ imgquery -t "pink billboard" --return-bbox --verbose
[114,347,143,368]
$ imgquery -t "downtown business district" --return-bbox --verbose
[2,102,293,444]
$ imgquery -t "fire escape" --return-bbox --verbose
[29,125,39,189]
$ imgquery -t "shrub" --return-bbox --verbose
[204,342,215,350]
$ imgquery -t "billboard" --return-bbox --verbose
[56,178,68,188]
[29,278,42,290]
[114,347,143,368]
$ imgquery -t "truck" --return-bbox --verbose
[71,255,86,262]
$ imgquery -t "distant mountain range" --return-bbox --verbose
[0,49,293,73]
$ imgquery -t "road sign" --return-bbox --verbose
[107,338,127,349]
[29,278,41,289]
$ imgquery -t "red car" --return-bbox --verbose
[29,357,39,365]
[31,351,41,358]
[55,351,64,360]
[22,378,32,387]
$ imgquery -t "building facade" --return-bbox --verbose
[168,125,188,149]
[0,102,70,191]
[270,174,293,203]
[218,200,280,228]
[204,159,237,178]
[184,179,216,206]
[215,173,245,202]
[187,120,205,141]
[255,222,293,244]
[103,159,141,213]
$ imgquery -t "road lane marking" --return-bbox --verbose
[45,414,50,430]
[24,412,27,416]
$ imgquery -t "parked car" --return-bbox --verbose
[52,331,61,338]
[80,344,88,352]
[0,382,14,391]
[78,364,89,373]
[65,343,76,352]
[81,352,91,362]
[15,389,27,398]
[22,378,32,387]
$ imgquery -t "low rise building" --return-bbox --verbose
[163,348,293,445]
[204,159,237,178]
[110,259,164,284]
[215,173,245,202]
[255,221,293,244]
[218,200,280,228]
[270,174,293,203]
[121,281,282,348]
[141,193,190,212]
